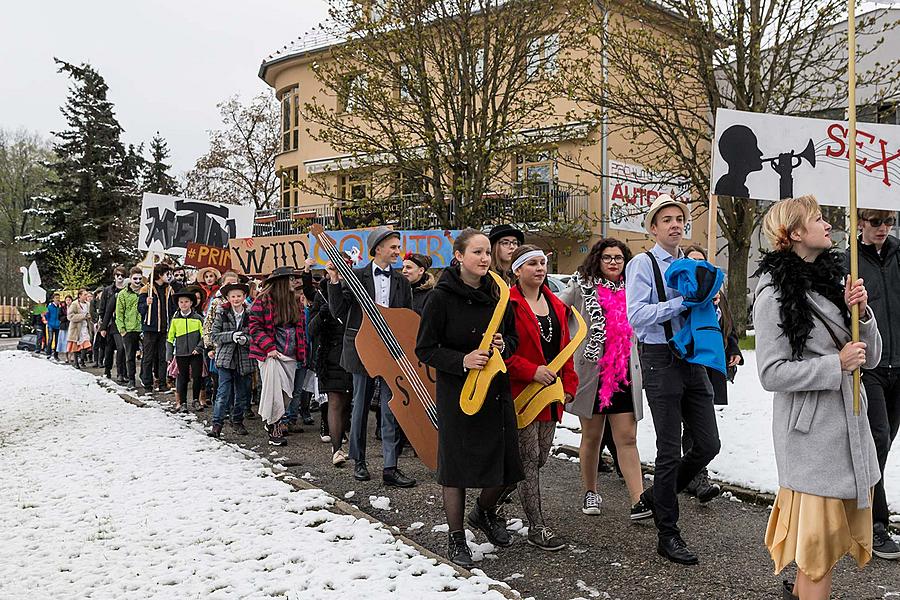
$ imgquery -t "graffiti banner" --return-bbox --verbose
[607,160,692,239]
[307,229,461,269]
[184,242,233,271]
[229,235,309,277]
[713,108,900,207]
[138,193,256,257]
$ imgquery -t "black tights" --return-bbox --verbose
[443,486,506,532]
[328,391,350,454]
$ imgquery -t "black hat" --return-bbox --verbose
[488,224,524,245]
[173,286,203,308]
[220,282,250,297]
[262,266,302,285]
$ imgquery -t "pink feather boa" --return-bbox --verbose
[596,284,633,409]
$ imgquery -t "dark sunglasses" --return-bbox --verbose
[865,217,896,227]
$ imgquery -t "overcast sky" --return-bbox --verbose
[0,0,329,175]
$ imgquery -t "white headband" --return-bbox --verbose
[512,250,547,273]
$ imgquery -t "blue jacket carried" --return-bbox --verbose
[664,258,726,374]
[46,303,61,330]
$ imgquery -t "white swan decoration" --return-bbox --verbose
[20,261,47,303]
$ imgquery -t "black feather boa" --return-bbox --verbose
[755,249,849,359]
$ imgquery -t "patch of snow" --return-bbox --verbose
[407,522,424,531]
[431,523,450,533]
[369,496,391,510]
[506,573,525,580]
[575,579,610,598]
[344,491,356,499]
[301,472,315,480]
[0,352,508,598]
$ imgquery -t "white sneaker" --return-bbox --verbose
[332,449,347,466]
[582,490,602,515]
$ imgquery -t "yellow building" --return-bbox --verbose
[257,7,708,273]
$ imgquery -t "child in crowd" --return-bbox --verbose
[208,282,253,437]
[167,290,206,413]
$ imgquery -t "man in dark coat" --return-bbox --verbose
[99,266,128,382]
[327,226,416,488]
[844,208,900,560]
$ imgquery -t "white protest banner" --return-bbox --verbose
[712,108,900,208]
[607,160,692,239]
[138,193,256,257]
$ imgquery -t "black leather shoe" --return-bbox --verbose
[383,468,416,488]
[657,536,699,565]
[467,501,512,547]
[354,461,371,481]
[447,530,474,568]
[695,472,721,503]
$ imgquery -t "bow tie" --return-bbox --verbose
[374,267,392,278]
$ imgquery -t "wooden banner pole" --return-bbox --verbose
[707,194,718,265]
[848,0,861,415]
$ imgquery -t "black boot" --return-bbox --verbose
[299,391,314,425]
[447,530,475,568]
[782,580,798,599]
[694,471,721,503]
[207,423,223,438]
[467,500,512,547]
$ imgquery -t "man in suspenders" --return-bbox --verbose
[625,195,721,565]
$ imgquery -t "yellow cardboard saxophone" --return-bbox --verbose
[459,270,510,415]
[513,309,587,428]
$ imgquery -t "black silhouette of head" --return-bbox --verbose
[715,125,763,198]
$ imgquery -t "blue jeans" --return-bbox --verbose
[285,366,308,422]
[213,367,250,425]
[349,373,401,469]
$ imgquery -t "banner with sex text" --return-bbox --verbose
[229,235,309,277]
[307,229,461,269]
[138,193,256,257]
[712,108,900,208]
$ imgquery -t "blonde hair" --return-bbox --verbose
[762,195,821,251]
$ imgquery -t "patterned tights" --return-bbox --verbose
[516,420,556,528]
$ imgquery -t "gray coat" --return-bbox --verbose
[557,279,643,421]
[754,271,881,508]
[211,305,254,376]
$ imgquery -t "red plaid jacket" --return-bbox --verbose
[248,294,306,362]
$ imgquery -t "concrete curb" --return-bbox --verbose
[105,373,519,600]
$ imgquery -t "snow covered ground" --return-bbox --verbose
[555,351,900,514]
[0,352,508,599]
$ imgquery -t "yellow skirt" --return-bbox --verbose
[765,487,873,582]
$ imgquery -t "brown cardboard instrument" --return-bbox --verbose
[310,224,438,470]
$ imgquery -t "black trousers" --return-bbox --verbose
[122,332,140,382]
[176,354,204,402]
[862,367,900,527]
[141,331,168,388]
[104,330,125,377]
[640,344,721,540]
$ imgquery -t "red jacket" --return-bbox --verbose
[506,284,579,422]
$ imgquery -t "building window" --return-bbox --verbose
[397,64,412,101]
[527,33,559,79]
[339,173,371,201]
[280,86,300,152]
[515,151,556,183]
[281,167,299,208]
[340,73,367,114]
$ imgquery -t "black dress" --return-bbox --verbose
[416,266,525,488]
[307,285,353,394]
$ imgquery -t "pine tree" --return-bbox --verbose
[143,132,179,195]
[26,59,142,273]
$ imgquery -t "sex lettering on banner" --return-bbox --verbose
[228,234,309,277]
[712,108,900,207]
[184,242,233,271]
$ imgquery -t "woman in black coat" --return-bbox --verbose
[308,276,353,467]
[416,228,524,568]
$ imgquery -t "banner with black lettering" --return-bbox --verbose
[712,108,900,207]
[138,193,256,257]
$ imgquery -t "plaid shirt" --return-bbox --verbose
[211,305,254,375]
[248,294,306,363]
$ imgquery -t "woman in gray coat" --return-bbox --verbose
[754,195,881,600]
[558,238,648,521]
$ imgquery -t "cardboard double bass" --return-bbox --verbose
[310,225,439,470]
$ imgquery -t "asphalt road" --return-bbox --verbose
[85,365,900,599]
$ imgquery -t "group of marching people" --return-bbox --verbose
[29,192,900,600]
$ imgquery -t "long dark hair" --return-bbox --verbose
[257,277,302,326]
[578,238,632,281]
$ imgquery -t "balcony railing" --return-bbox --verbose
[253,180,590,235]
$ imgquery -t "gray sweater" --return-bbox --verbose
[754,271,881,508]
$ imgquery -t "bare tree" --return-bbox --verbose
[184,93,281,210]
[567,0,899,334]
[301,0,597,231]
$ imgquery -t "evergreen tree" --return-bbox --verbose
[26,59,141,272]
[143,132,179,195]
